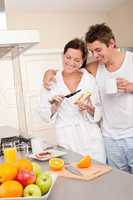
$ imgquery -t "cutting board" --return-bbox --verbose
[50,163,112,181]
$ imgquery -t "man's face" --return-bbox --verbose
[87,40,114,64]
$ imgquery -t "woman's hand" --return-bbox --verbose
[116,77,133,93]
[43,69,57,90]
[50,95,64,115]
[78,96,95,116]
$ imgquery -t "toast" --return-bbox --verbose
[74,91,91,105]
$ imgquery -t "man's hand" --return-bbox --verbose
[43,69,57,90]
[116,77,133,93]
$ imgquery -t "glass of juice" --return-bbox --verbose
[3,147,17,163]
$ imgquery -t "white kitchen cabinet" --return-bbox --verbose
[0,31,62,144]
[19,49,62,144]
[0,30,40,138]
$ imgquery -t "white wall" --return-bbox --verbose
[107,0,133,47]
[6,11,107,49]
[6,1,133,47]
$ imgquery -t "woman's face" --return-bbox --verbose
[63,48,83,74]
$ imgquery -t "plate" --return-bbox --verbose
[29,149,67,161]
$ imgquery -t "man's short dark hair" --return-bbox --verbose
[85,23,116,47]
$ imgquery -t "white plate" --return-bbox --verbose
[3,173,58,200]
[29,149,67,161]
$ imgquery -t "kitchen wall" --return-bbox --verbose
[6,0,133,48]
[107,0,133,47]
[6,11,107,49]
[6,1,133,48]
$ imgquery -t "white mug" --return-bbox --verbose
[31,137,44,154]
[105,78,117,94]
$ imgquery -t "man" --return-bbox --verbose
[85,23,133,173]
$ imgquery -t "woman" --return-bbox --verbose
[39,38,106,163]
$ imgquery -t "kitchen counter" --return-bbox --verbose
[47,149,133,200]
[0,142,133,200]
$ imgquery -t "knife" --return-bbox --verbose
[49,89,81,104]
[65,165,83,176]
[64,89,81,98]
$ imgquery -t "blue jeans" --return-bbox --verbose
[104,136,133,173]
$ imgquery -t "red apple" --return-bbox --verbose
[16,170,36,187]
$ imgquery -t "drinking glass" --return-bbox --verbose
[3,147,17,163]
[31,137,44,154]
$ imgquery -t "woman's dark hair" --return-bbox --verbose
[63,38,88,68]
[85,23,116,47]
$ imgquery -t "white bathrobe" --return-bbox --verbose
[39,70,106,163]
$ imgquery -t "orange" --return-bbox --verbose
[77,155,92,168]
[15,159,33,172]
[0,163,17,183]
[0,180,23,198]
[49,158,64,171]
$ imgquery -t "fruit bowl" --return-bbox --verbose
[3,173,58,200]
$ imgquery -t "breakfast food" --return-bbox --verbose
[0,163,18,183]
[74,90,91,105]
[15,159,33,172]
[0,159,53,198]
[77,155,92,168]
[49,158,64,171]
[35,152,51,160]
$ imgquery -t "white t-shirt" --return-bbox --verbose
[96,51,133,139]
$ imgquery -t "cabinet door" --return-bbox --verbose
[20,49,62,144]
[0,59,18,137]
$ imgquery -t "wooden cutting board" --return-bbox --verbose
[50,163,112,181]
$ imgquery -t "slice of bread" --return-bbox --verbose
[74,91,91,105]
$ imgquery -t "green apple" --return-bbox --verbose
[23,184,42,197]
[32,162,42,177]
[36,172,52,194]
